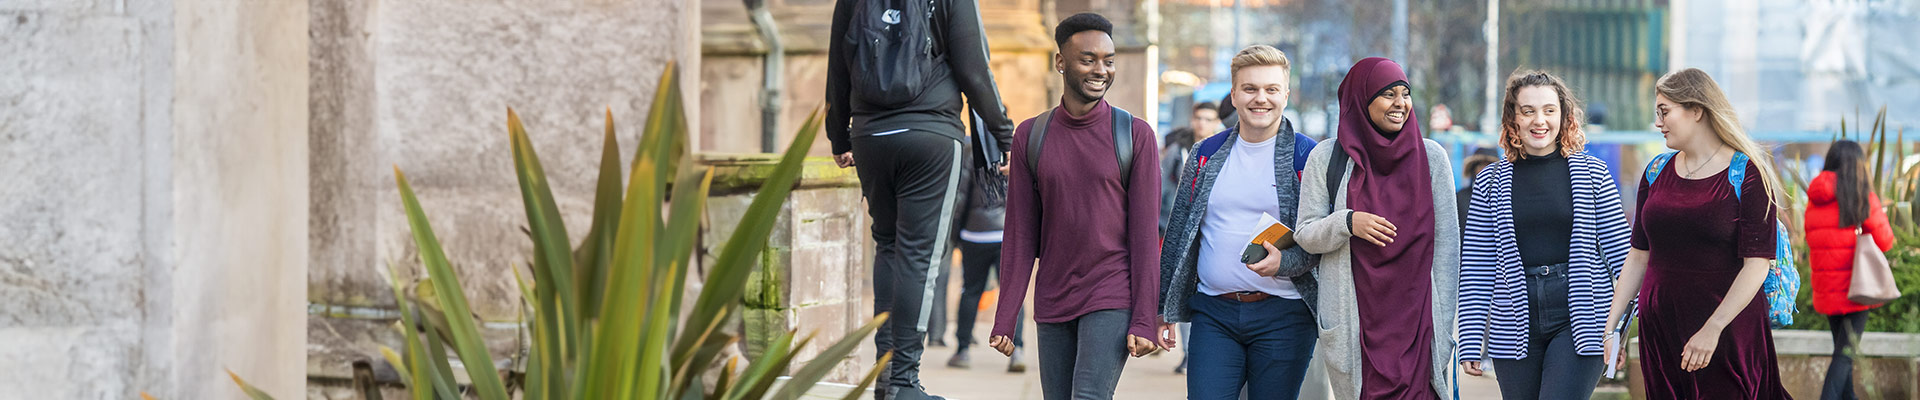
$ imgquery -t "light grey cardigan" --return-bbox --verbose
[1296,138,1461,400]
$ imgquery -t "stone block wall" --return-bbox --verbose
[701,154,876,384]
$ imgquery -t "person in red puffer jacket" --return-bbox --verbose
[1803,140,1897,400]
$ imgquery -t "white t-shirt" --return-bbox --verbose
[1196,134,1302,299]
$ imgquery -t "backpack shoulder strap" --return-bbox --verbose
[1112,106,1134,188]
[1729,152,1751,202]
[1027,109,1053,174]
[1644,151,1678,186]
[1326,142,1350,199]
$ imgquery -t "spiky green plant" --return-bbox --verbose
[235,63,887,400]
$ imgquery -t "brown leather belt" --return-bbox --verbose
[1216,291,1273,303]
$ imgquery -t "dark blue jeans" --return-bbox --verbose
[1186,293,1317,400]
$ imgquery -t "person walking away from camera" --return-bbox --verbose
[1161,101,1223,375]
[1156,45,1323,400]
[945,138,1030,373]
[1601,68,1792,399]
[826,0,1015,395]
[990,13,1161,400]
[1455,70,1630,400]
[1295,57,1460,399]
[1805,140,1897,400]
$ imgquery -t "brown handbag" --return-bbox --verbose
[1848,229,1901,305]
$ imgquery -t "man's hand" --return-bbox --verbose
[1126,335,1159,358]
[1246,241,1284,277]
[835,152,856,168]
[989,335,1016,356]
[1351,211,1398,246]
[998,152,1011,175]
[1156,323,1179,350]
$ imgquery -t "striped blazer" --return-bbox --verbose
[1455,152,1632,362]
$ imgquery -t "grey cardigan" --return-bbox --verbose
[1158,124,1320,323]
[1296,138,1461,400]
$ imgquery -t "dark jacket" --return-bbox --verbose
[1158,119,1319,323]
[825,0,1015,155]
[954,144,1006,234]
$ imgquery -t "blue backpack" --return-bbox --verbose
[1644,151,1799,329]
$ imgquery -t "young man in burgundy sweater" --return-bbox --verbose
[988,13,1161,400]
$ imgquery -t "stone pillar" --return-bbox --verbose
[1,1,310,398]
[698,154,874,383]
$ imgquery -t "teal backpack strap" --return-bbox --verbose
[1728,152,1750,201]
[1643,151,1678,185]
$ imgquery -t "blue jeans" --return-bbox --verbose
[1187,293,1318,400]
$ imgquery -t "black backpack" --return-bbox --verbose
[845,0,943,107]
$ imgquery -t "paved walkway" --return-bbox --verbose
[915,256,1508,399]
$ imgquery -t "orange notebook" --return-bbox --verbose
[1239,213,1297,264]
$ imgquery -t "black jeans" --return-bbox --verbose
[1037,309,1131,400]
[1823,311,1869,400]
[1489,263,1605,400]
[955,240,1022,350]
[854,130,964,391]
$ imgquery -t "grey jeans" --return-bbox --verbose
[1489,263,1605,400]
[1037,309,1132,400]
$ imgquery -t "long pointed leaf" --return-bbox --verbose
[670,304,732,398]
[725,331,806,400]
[393,167,510,399]
[420,311,463,399]
[838,353,893,400]
[576,108,625,323]
[584,62,679,399]
[513,265,559,400]
[664,164,713,357]
[385,264,438,400]
[508,109,583,376]
[226,370,277,400]
[677,107,823,370]
[771,313,891,400]
[378,346,416,390]
[635,60,691,400]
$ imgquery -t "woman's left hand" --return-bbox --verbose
[1680,327,1721,372]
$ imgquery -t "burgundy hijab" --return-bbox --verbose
[1337,57,1438,399]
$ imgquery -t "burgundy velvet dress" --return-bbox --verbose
[1630,161,1791,399]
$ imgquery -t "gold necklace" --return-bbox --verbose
[1685,146,1727,176]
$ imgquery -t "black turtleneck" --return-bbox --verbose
[1513,150,1574,266]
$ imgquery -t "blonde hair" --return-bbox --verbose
[1656,68,1786,218]
[1499,70,1587,161]
[1230,45,1291,81]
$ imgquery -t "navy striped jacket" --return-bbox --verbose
[1455,152,1632,362]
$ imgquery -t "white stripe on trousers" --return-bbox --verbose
[919,140,963,331]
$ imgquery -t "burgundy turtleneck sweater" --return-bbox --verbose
[993,99,1162,340]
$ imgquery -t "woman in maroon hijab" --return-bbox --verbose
[1296,57,1461,399]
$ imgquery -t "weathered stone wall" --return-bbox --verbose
[305,0,695,386]
[700,155,875,383]
[0,0,310,398]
